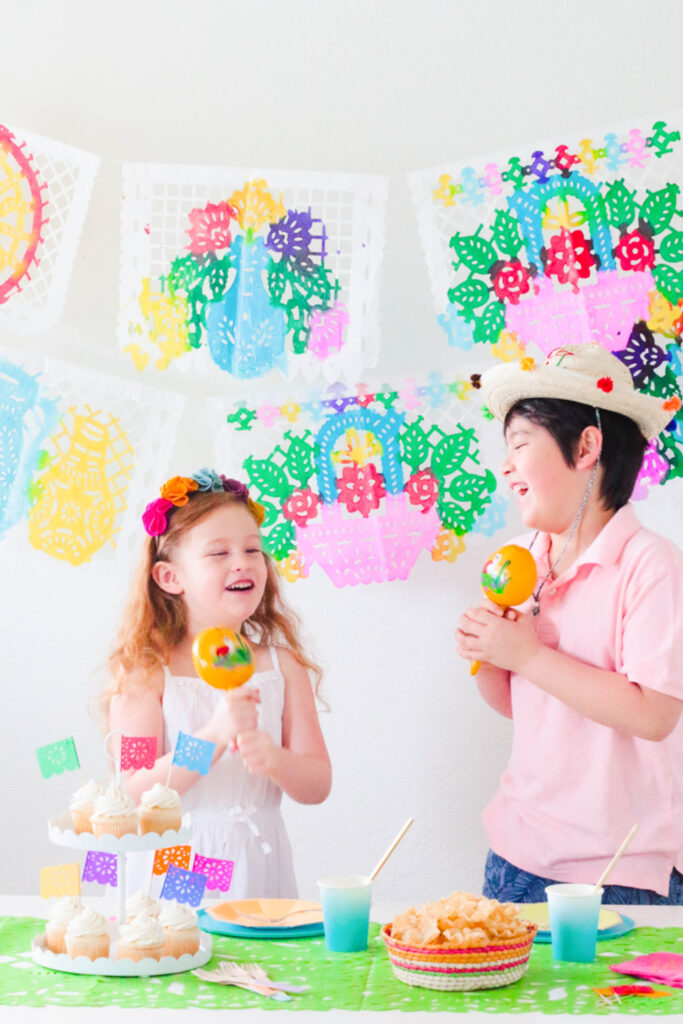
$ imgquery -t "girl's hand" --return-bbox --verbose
[236,729,278,776]
[456,603,541,674]
[205,688,260,746]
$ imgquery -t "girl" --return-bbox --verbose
[103,469,331,898]
[456,344,683,905]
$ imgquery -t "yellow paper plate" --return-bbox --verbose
[518,903,622,931]
[207,898,323,929]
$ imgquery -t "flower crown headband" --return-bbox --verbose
[142,468,265,538]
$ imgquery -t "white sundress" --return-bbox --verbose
[160,647,298,899]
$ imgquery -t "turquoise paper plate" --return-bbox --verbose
[533,914,635,944]
[197,908,324,940]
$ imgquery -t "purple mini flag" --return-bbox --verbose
[121,735,157,770]
[82,851,118,886]
[36,737,80,778]
[172,731,215,776]
[192,854,234,892]
[160,863,207,907]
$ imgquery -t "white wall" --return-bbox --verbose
[2,0,683,903]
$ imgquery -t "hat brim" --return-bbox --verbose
[481,362,674,441]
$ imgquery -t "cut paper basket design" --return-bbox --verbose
[381,921,537,992]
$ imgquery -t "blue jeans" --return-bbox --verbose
[483,849,683,904]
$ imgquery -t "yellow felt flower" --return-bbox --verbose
[431,528,466,563]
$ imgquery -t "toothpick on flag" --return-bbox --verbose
[40,862,81,899]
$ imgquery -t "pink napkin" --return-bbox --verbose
[611,953,683,988]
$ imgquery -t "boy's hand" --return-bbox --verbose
[236,729,278,776]
[457,600,540,674]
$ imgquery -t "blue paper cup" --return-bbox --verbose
[545,883,604,963]
[317,875,372,952]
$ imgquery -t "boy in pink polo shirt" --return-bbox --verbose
[457,343,683,904]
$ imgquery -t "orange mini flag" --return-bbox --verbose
[152,845,192,876]
[40,862,81,899]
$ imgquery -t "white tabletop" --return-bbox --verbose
[1,897,681,1021]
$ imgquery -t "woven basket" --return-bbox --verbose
[381,921,538,992]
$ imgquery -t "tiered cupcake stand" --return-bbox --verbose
[32,813,212,977]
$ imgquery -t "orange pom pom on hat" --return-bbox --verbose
[481,343,677,441]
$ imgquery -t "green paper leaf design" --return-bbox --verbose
[491,210,523,258]
[449,232,498,273]
[473,301,506,345]
[447,278,490,315]
[284,434,316,488]
[243,456,290,499]
[659,231,683,263]
[447,469,495,503]
[263,520,296,560]
[604,179,636,229]
[431,428,477,479]
[437,498,478,535]
[639,184,679,234]
[400,420,430,474]
[652,264,683,305]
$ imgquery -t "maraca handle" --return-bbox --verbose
[470,660,481,676]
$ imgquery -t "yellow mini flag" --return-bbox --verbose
[40,862,81,899]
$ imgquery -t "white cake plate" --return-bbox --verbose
[32,930,212,977]
[48,812,193,851]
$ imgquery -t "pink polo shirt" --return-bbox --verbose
[483,504,683,895]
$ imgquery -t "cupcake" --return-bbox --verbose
[90,780,137,838]
[158,900,200,957]
[65,905,110,960]
[138,783,182,835]
[69,779,103,834]
[116,910,165,962]
[45,895,84,954]
[126,889,160,922]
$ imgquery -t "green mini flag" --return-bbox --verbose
[36,737,80,778]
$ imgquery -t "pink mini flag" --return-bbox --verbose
[40,862,81,899]
[192,854,234,892]
[120,735,157,771]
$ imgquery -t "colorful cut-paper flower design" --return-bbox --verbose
[434,119,683,494]
[235,393,496,587]
[0,126,46,304]
[135,179,346,377]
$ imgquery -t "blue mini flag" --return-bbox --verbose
[172,731,215,776]
[160,863,207,907]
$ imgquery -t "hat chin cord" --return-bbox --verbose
[529,408,602,615]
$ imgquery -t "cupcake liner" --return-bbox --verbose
[65,933,111,961]
[116,941,165,962]
[45,922,67,955]
[138,807,182,835]
[161,926,200,958]
[91,815,138,838]
[70,808,94,834]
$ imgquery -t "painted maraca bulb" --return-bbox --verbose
[481,544,537,608]
[191,627,254,690]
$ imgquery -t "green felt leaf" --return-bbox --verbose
[284,434,316,487]
[400,420,430,473]
[263,520,296,560]
[431,428,477,479]
[473,300,506,345]
[652,264,683,305]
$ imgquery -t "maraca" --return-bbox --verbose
[470,544,537,675]
[191,627,255,690]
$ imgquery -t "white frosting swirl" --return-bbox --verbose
[118,910,164,947]
[158,899,198,931]
[66,906,108,937]
[126,890,160,919]
[139,783,181,811]
[69,779,103,810]
[92,780,136,819]
[48,895,83,924]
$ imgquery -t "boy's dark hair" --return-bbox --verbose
[504,398,648,511]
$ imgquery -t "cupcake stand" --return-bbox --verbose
[31,813,212,977]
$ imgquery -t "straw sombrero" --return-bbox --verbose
[481,343,676,441]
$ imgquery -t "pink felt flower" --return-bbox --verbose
[142,497,173,536]
[186,201,235,256]
[404,469,440,513]
[282,488,322,527]
[337,464,386,518]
